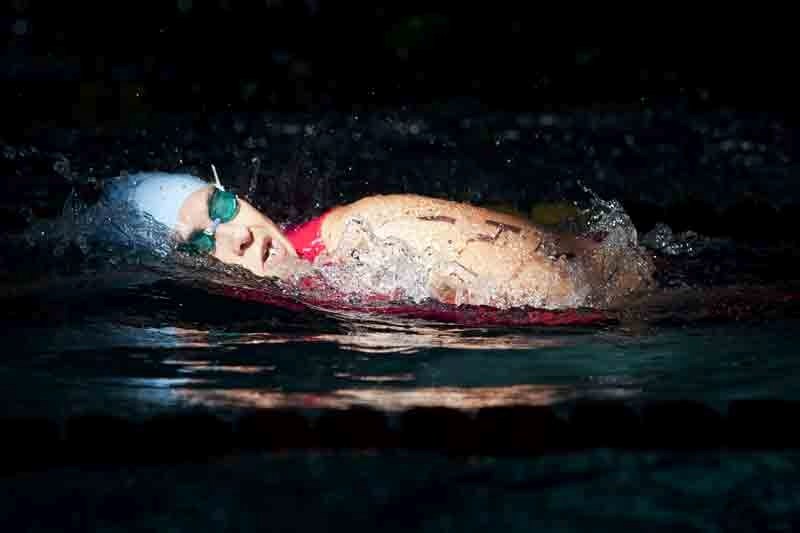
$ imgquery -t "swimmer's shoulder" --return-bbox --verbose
[320,194,450,248]
[326,194,442,219]
[341,193,474,215]
[323,193,542,236]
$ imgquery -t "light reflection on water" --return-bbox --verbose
[108,321,606,411]
[169,383,640,412]
[3,281,800,419]
[96,316,800,417]
[123,322,577,353]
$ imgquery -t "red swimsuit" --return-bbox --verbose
[283,211,330,262]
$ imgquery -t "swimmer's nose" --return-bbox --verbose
[220,225,254,256]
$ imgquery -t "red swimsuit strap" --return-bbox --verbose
[283,211,330,262]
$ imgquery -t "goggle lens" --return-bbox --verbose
[187,231,215,253]
[181,188,239,255]
[209,189,239,222]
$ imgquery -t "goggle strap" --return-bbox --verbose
[211,164,225,191]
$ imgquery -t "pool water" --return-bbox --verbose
[2,265,799,420]
[3,311,800,420]
[3,104,800,530]
[4,451,800,532]
[3,269,800,530]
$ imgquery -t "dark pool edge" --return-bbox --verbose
[1,398,798,475]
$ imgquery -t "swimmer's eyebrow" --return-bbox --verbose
[485,219,522,234]
[418,215,457,224]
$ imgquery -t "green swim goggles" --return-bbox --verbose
[178,187,240,254]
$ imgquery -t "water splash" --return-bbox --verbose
[27,192,173,260]
[580,183,640,248]
[641,222,724,257]
[573,184,657,308]
[307,213,589,310]
[314,217,432,303]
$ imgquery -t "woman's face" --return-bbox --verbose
[174,185,298,276]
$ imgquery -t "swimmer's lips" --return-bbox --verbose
[260,236,288,272]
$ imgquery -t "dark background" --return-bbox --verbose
[3,2,798,123]
[2,1,800,245]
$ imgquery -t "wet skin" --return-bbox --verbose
[175,187,653,309]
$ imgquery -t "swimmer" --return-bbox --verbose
[100,169,654,309]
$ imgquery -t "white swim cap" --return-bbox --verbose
[104,172,210,230]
